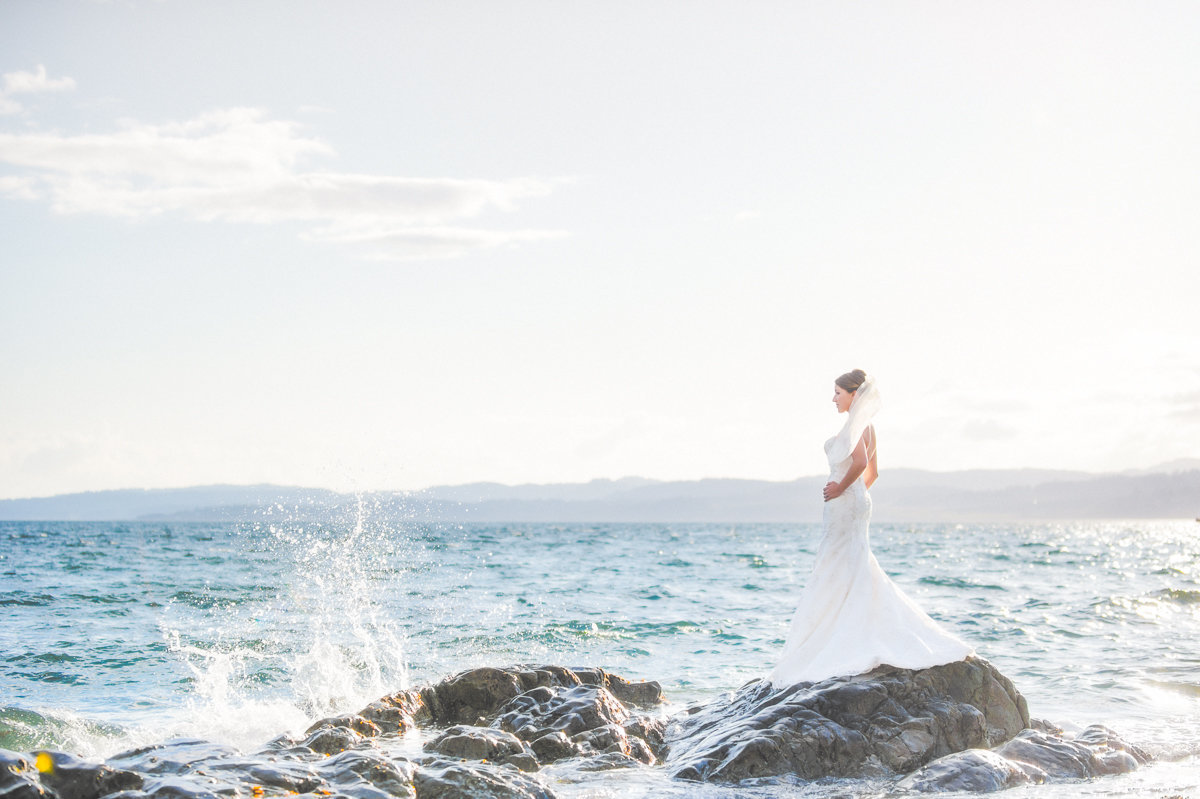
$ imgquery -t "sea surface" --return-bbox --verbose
[2,511,1199,797]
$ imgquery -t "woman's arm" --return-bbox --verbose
[863,426,879,489]
[823,436,869,501]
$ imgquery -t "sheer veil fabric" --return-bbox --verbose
[768,377,973,686]
[826,376,882,464]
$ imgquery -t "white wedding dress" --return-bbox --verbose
[768,379,973,686]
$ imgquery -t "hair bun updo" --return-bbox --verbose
[835,369,868,393]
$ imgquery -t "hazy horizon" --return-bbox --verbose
[6,456,1200,504]
[2,2,1197,500]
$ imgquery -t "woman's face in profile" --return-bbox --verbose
[832,384,855,414]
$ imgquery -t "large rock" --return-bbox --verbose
[899,725,1150,792]
[666,657,1029,782]
[995,726,1148,778]
[896,748,1046,792]
[371,665,662,729]
[421,667,666,768]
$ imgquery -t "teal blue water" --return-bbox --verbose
[2,515,1199,795]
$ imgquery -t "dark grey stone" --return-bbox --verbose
[899,724,1148,792]
[0,749,52,799]
[299,726,362,757]
[994,727,1145,779]
[107,740,241,776]
[495,684,628,742]
[666,657,1029,782]
[425,727,537,771]
[897,748,1045,792]
[304,716,381,739]
[28,751,142,799]
[317,750,416,799]
[527,732,578,764]
[411,760,555,799]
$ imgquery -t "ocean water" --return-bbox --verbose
[2,511,1199,797]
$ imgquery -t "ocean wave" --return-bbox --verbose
[1147,679,1200,698]
[1091,589,1200,622]
[1151,588,1200,604]
[11,670,86,685]
[64,592,140,605]
[542,619,717,639]
[917,576,1008,591]
[0,592,56,607]
[5,652,82,665]
[0,706,125,755]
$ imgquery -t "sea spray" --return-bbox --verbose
[146,496,411,752]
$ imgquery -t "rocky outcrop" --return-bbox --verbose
[2,661,1148,798]
[667,656,1029,782]
[0,666,664,799]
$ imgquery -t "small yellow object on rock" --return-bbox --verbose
[35,752,54,774]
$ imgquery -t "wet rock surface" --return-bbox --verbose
[667,656,1030,782]
[2,660,1149,797]
[1,749,54,799]
[664,656,1147,791]
[426,726,539,771]
[411,758,553,799]
[0,666,660,799]
[899,725,1151,792]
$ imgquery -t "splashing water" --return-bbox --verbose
[150,498,410,751]
[0,498,412,757]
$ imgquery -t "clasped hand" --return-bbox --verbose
[823,481,844,502]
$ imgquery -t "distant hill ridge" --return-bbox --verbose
[2,462,1198,522]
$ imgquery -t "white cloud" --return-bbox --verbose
[304,224,567,261]
[4,65,77,95]
[0,107,564,259]
[0,65,76,115]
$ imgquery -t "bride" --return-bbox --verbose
[768,369,973,686]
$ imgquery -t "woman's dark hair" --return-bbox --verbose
[835,369,867,393]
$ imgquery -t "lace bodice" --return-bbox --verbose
[825,425,874,483]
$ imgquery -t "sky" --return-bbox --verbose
[1,1,1198,500]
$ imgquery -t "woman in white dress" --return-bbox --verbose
[768,369,973,686]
